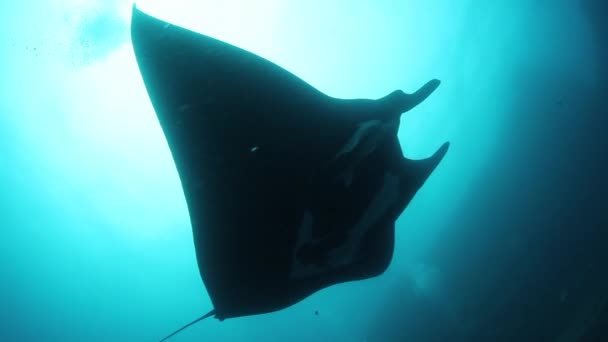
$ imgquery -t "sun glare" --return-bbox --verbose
[134,0,283,56]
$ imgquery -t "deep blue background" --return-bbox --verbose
[1,0,606,341]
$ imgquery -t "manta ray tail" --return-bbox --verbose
[159,309,216,342]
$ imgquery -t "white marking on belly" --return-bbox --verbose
[333,120,382,161]
[290,172,400,279]
[330,119,397,188]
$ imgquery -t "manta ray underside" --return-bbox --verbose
[130,5,448,339]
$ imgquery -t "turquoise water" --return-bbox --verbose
[1,0,606,341]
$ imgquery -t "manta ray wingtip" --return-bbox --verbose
[436,141,450,158]
[428,141,450,170]
[401,141,449,187]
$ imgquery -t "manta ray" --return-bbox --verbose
[130,5,448,340]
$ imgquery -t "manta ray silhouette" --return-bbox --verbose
[130,5,449,340]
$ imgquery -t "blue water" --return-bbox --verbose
[1,0,606,341]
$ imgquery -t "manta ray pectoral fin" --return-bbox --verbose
[401,141,449,188]
[382,79,441,114]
